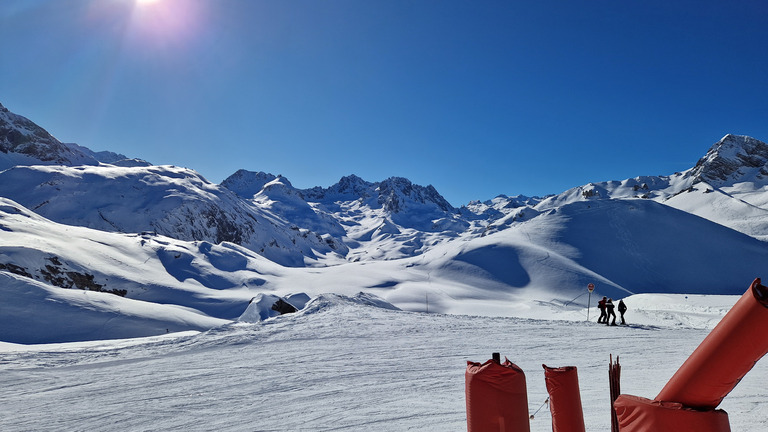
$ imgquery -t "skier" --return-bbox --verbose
[597,296,607,323]
[618,299,627,325]
[606,298,617,326]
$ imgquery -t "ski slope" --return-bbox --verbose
[1,293,766,431]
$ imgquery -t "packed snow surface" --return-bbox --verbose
[2,293,767,431]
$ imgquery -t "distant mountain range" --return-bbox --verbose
[3,100,768,343]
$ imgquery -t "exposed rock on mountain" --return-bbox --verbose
[219,171,469,260]
[0,103,97,168]
[0,102,132,169]
[375,176,454,214]
[688,134,768,186]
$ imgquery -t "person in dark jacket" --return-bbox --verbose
[597,297,607,323]
[606,298,617,326]
[618,299,627,325]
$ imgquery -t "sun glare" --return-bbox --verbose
[125,0,203,49]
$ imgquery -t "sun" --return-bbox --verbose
[122,0,205,50]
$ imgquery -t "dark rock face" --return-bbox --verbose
[1,255,127,296]
[270,298,298,315]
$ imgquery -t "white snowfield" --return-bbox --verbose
[2,292,766,431]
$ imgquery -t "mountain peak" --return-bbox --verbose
[689,134,768,185]
[0,102,128,170]
[377,176,454,213]
[221,170,283,198]
[0,103,83,166]
[334,174,373,196]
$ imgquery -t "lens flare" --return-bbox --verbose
[128,0,204,50]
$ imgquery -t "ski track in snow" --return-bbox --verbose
[2,302,767,431]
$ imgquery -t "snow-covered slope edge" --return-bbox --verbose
[0,272,229,344]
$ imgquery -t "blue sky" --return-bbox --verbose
[2,0,767,206]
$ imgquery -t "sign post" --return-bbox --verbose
[587,283,595,321]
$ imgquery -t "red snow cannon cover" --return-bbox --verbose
[656,278,768,409]
[465,358,530,432]
[614,394,730,432]
[543,364,585,432]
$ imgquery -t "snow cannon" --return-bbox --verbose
[656,277,768,409]
[614,278,768,431]
[465,354,530,432]
[543,365,585,432]
[613,395,730,432]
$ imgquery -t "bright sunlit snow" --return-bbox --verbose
[1,293,766,431]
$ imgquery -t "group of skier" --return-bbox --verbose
[597,296,627,325]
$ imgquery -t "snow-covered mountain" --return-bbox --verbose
[0,164,346,267]
[222,172,470,261]
[3,101,768,343]
[521,134,768,241]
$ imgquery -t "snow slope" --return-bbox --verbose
[6,189,767,344]
[1,293,766,431]
[0,197,288,342]
[0,272,228,344]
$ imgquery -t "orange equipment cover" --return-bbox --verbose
[614,394,730,432]
[656,278,768,409]
[465,358,530,432]
[542,365,586,432]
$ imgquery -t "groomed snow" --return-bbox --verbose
[1,293,766,431]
